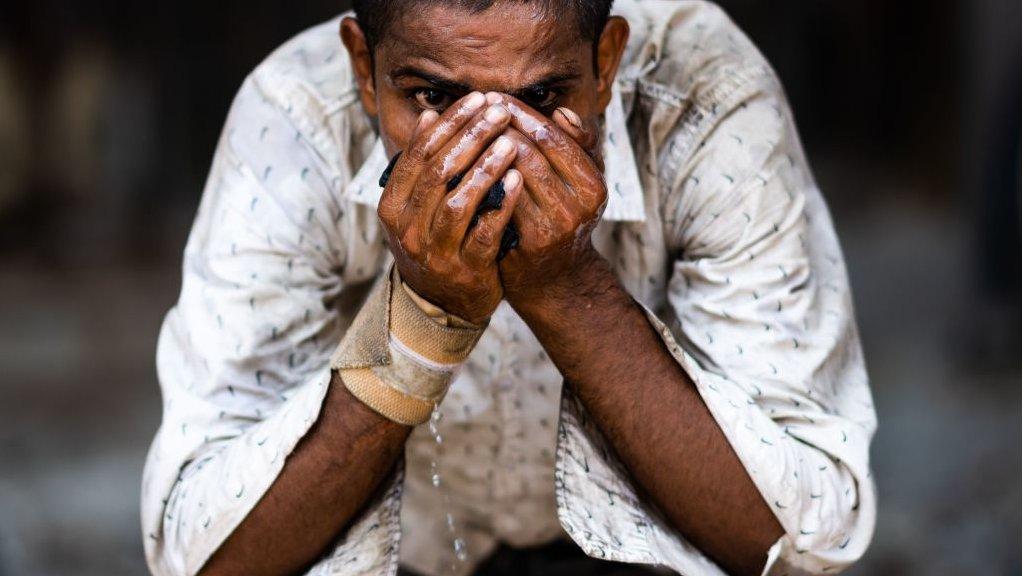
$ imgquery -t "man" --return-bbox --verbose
[141,1,877,575]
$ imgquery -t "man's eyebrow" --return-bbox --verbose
[389,66,472,94]
[509,72,582,100]
[389,66,582,96]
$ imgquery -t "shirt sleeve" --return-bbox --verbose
[140,73,401,576]
[555,78,876,576]
[658,78,877,573]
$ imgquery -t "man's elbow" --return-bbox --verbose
[722,523,786,576]
[774,483,876,574]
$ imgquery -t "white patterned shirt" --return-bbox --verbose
[141,1,877,575]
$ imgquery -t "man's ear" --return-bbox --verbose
[595,16,630,112]
[340,16,378,118]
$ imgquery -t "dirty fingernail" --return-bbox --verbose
[485,104,509,123]
[493,136,513,156]
[557,107,582,129]
[503,169,521,190]
[465,92,486,109]
[417,110,438,130]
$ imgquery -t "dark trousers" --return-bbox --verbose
[399,539,663,576]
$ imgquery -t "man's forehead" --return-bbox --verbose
[381,2,588,90]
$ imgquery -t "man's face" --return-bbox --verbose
[348,3,622,159]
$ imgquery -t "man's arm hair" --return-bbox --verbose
[514,258,785,576]
[199,371,410,576]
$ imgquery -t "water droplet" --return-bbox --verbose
[429,406,444,444]
[426,405,466,570]
[453,538,467,562]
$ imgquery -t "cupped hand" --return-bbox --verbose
[377,92,525,325]
[485,93,608,309]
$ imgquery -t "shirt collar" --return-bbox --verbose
[343,82,646,223]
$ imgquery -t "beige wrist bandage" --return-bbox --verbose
[329,265,485,426]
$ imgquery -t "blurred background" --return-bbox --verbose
[0,1,1019,574]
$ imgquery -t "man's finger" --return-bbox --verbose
[501,128,581,217]
[377,111,437,221]
[432,134,517,251]
[552,106,605,174]
[462,170,524,266]
[488,94,604,201]
[409,102,513,236]
[411,92,489,162]
[424,103,512,190]
[385,92,487,208]
[553,107,599,153]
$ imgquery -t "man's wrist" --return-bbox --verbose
[330,264,486,426]
[509,249,641,384]
[402,282,483,329]
[508,247,620,325]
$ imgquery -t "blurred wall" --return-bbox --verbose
[0,2,1019,575]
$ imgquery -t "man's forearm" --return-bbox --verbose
[513,253,784,576]
[200,371,410,576]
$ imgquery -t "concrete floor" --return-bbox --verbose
[0,199,1018,575]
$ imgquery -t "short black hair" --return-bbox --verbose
[352,0,614,54]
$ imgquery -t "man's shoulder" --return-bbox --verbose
[223,13,376,186]
[246,13,359,119]
[619,0,777,110]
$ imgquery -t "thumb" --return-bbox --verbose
[553,107,603,172]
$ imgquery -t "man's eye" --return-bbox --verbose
[523,87,558,110]
[412,88,452,111]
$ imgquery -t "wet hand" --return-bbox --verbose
[377,92,525,325]
[485,93,608,309]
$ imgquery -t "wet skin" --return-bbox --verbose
[345,2,617,324]
[199,6,784,576]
